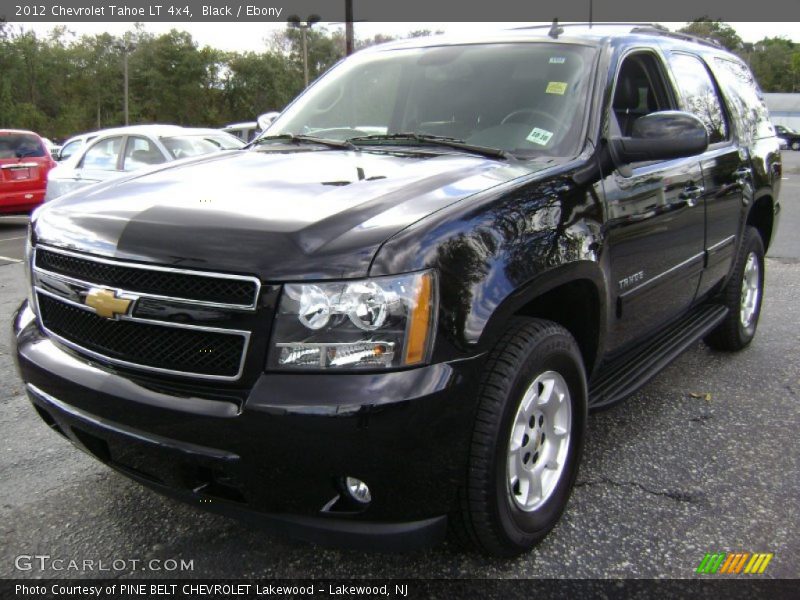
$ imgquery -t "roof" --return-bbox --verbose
[223,122,258,130]
[0,129,43,137]
[87,124,230,140]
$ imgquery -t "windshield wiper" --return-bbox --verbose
[347,133,509,160]
[251,134,357,151]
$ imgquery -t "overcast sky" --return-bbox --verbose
[15,22,800,52]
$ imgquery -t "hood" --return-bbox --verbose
[34,148,541,280]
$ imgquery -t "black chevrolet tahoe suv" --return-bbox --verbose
[13,24,781,556]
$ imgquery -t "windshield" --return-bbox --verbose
[160,134,244,159]
[267,42,597,158]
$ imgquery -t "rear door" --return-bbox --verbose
[665,52,747,298]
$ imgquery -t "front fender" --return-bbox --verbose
[370,171,606,359]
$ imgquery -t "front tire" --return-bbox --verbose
[705,226,765,351]
[791,140,800,151]
[451,318,587,556]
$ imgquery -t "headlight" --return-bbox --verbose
[268,270,438,370]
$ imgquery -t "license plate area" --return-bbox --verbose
[9,167,32,180]
[1,162,38,182]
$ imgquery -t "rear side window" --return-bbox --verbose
[0,133,46,159]
[123,136,166,171]
[81,137,124,171]
[667,53,729,144]
[59,139,82,161]
[711,57,773,142]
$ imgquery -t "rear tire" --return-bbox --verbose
[705,226,765,351]
[791,140,800,151]
[450,318,587,556]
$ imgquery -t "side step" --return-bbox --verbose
[588,304,728,410]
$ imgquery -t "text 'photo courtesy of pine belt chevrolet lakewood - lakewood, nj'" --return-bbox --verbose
[12,23,781,556]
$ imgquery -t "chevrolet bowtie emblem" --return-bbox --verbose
[85,288,132,319]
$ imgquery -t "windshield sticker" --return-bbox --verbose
[526,128,554,146]
[549,57,566,64]
[546,81,568,95]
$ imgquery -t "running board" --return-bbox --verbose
[588,304,728,410]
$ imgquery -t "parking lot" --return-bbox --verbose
[1,153,799,579]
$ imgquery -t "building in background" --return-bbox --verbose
[765,93,800,130]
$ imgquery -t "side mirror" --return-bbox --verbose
[257,111,281,132]
[609,111,709,165]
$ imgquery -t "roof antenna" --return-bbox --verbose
[589,0,593,28]
[548,18,563,39]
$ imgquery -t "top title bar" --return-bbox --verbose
[1,0,799,22]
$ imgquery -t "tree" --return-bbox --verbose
[747,37,800,92]
[679,18,742,51]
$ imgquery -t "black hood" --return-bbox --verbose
[34,148,543,280]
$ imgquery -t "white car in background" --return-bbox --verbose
[56,132,99,162]
[45,124,244,201]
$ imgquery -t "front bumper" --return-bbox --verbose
[13,301,484,550]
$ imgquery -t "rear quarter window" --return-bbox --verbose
[710,57,774,142]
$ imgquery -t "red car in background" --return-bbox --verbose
[0,129,57,214]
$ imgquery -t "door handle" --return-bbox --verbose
[679,185,704,207]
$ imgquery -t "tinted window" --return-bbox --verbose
[0,133,46,159]
[123,136,166,171]
[270,43,598,157]
[81,137,124,170]
[668,53,728,144]
[711,57,774,142]
[611,53,674,136]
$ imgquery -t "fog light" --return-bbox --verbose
[344,477,371,504]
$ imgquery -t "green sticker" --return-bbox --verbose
[546,81,568,95]
[526,128,554,146]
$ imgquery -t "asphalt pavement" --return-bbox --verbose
[0,216,28,265]
[1,154,799,579]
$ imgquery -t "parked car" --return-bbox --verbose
[14,25,780,556]
[0,129,57,214]
[774,124,800,150]
[45,125,244,201]
[56,132,99,162]
[222,121,260,142]
[41,138,61,161]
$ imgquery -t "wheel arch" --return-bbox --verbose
[747,193,776,252]
[477,262,607,376]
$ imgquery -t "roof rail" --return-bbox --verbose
[511,22,666,31]
[511,22,724,50]
[629,26,724,49]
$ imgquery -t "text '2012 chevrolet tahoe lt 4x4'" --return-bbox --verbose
[13,24,781,556]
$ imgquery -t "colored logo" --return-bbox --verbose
[696,552,773,574]
[84,288,133,320]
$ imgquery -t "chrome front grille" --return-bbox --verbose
[32,245,260,381]
[35,247,260,308]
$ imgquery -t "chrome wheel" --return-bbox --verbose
[507,371,572,512]
[740,251,760,329]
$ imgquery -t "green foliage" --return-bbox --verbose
[678,18,743,51]
[3,21,798,141]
